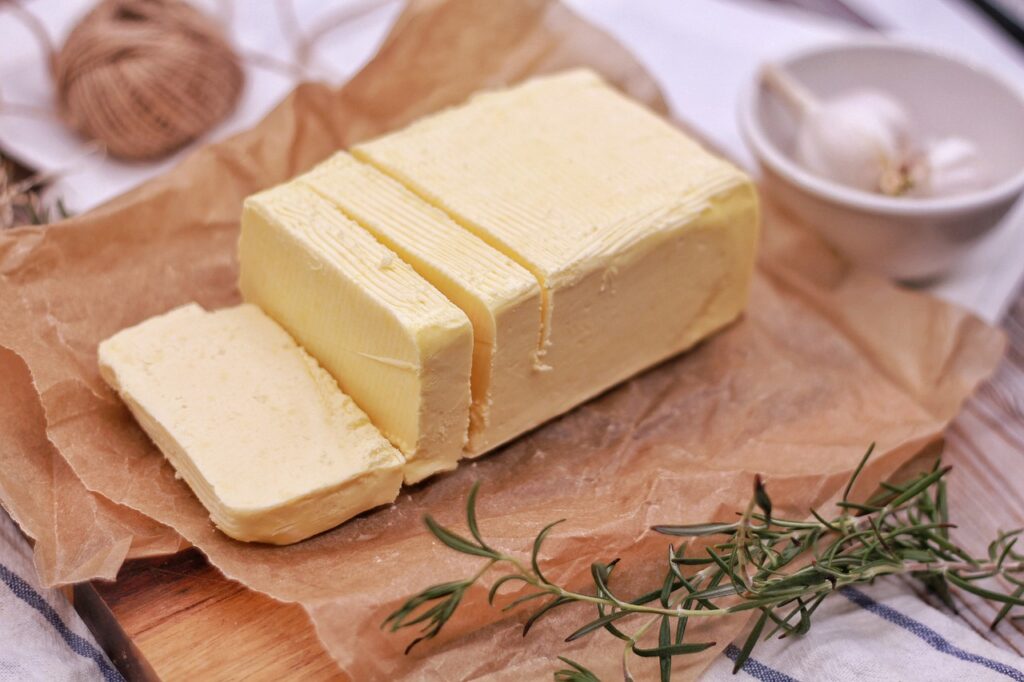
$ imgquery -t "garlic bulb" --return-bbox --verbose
[797,90,915,193]
[761,63,987,198]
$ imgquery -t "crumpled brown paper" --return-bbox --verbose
[0,348,186,584]
[0,0,1006,679]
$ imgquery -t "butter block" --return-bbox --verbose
[238,183,473,483]
[297,152,543,455]
[97,304,405,544]
[354,69,759,429]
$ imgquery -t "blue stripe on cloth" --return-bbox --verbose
[724,643,800,682]
[0,562,123,682]
[841,587,1024,682]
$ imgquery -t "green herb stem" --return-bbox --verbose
[385,446,1024,680]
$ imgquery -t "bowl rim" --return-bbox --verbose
[738,36,1024,217]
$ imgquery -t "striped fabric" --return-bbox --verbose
[0,510,121,682]
[4,500,1022,680]
[702,580,1024,681]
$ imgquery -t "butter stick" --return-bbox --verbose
[354,69,759,432]
[98,303,405,544]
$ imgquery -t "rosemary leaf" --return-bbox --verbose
[632,641,717,658]
[565,611,632,642]
[732,609,769,674]
[554,656,601,682]
[531,519,566,585]
[465,482,494,553]
[523,596,574,636]
[842,443,875,502]
[992,585,1024,629]
[424,515,496,558]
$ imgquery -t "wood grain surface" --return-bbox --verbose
[88,550,345,682]
[927,292,1024,656]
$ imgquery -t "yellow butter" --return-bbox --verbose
[97,304,405,544]
[238,183,473,483]
[354,69,759,428]
[297,152,543,455]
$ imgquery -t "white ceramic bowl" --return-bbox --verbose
[739,38,1024,281]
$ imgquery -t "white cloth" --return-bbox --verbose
[0,510,121,682]
[703,579,1024,681]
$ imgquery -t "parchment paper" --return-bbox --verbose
[0,0,1006,679]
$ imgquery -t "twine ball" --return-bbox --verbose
[53,0,244,160]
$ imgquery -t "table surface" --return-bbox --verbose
[938,290,1024,655]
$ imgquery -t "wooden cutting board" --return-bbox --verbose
[73,550,344,682]
[71,321,1024,682]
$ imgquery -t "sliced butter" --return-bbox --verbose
[297,152,542,455]
[97,303,405,544]
[354,69,759,428]
[238,183,472,483]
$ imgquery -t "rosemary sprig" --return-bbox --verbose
[384,446,1024,680]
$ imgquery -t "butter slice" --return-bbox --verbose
[297,152,542,455]
[238,183,473,483]
[97,304,405,544]
[354,69,759,425]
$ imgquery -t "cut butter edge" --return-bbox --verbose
[297,152,545,455]
[97,303,405,545]
[238,182,473,484]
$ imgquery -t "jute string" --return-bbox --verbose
[0,0,389,183]
[52,0,244,160]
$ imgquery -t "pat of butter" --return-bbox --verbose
[354,69,759,428]
[97,304,405,544]
[238,183,473,483]
[297,152,543,455]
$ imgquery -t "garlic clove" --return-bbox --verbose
[912,136,987,198]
